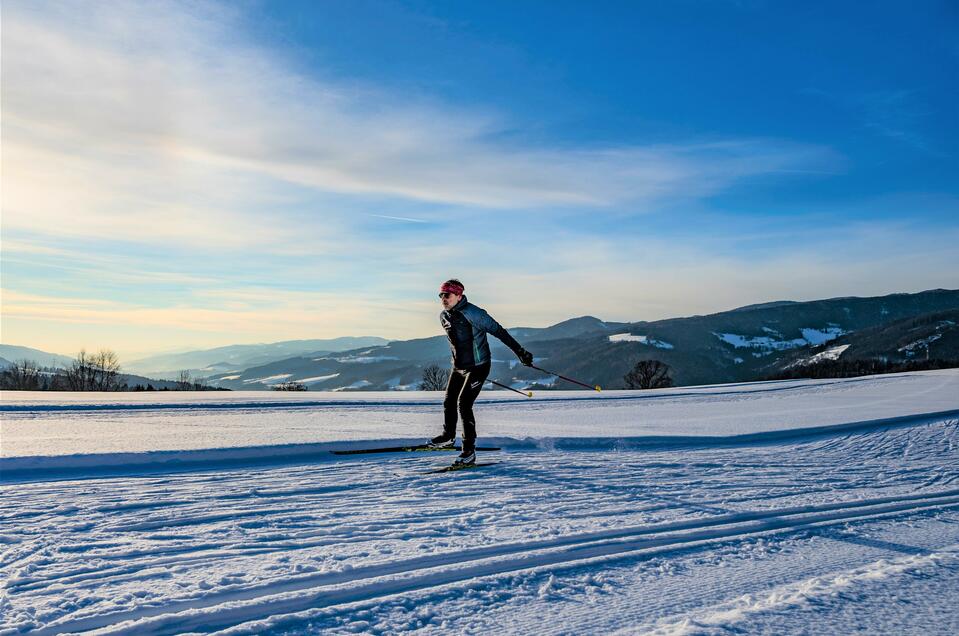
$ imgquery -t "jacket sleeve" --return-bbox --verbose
[471,307,524,354]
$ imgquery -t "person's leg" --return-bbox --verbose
[437,368,466,443]
[457,362,491,451]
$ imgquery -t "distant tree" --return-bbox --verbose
[176,370,193,390]
[766,357,959,381]
[46,369,68,391]
[91,349,122,391]
[420,364,450,391]
[63,348,122,391]
[0,359,43,390]
[64,349,94,390]
[624,359,674,390]
[273,381,307,391]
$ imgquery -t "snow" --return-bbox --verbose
[900,333,943,354]
[716,332,807,350]
[790,343,851,367]
[332,379,372,391]
[383,376,417,391]
[219,375,242,381]
[716,326,844,351]
[813,343,850,361]
[801,326,845,345]
[335,356,399,364]
[630,546,959,635]
[1,369,958,634]
[529,376,559,387]
[297,373,340,385]
[609,334,675,349]
[242,374,293,385]
[609,333,647,342]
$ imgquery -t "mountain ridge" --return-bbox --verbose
[5,289,957,390]
[206,288,959,390]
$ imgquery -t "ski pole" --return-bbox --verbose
[488,379,533,398]
[530,364,601,392]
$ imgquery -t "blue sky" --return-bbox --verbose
[2,0,957,360]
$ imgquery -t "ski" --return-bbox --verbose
[426,462,499,474]
[332,445,500,456]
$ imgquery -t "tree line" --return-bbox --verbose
[765,357,959,381]
[4,351,678,392]
[0,349,220,391]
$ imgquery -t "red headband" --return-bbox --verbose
[440,281,464,295]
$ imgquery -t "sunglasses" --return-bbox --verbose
[439,292,454,299]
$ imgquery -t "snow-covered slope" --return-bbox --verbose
[2,370,958,634]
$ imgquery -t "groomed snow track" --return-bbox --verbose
[2,372,958,634]
[22,487,959,635]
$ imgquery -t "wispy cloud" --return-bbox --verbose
[368,214,429,224]
[1,287,438,359]
[802,87,938,154]
[6,1,951,358]
[3,0,839,252]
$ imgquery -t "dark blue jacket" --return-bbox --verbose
[440,296,524,369]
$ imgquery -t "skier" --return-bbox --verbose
[428,279,534,466]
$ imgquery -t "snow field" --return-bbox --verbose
[1,370,958,634]
[4,370,959,462]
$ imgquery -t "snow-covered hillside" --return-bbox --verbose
[2,370,958,634]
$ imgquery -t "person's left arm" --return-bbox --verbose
[470,307,534,366]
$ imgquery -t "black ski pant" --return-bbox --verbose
[440,362,490,450]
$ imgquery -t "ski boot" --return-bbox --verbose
[426,436,455,450]
[452,447,475,466]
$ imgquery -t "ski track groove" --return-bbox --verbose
[26,490,959,635]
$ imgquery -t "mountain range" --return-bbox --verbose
[203,288,959,391]
[0,345,75,370]
[121,337,390,379]
[4,289,957,391]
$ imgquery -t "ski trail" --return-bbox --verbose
[3,379,957,635]
[5,370,956,464]
[628,545,959,635]
[27,490,959,635]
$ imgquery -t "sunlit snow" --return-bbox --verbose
[608,333,675,349]
[2,370,957,634]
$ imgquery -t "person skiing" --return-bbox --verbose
[428,279,534,466]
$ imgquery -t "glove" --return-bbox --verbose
[518,349,533,367]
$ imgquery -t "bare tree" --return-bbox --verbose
[63,349,122,391]
[46,369,68,391]
[0,359,43,390]
[91,349,122,391]
[176,370,193,390]
[64,349,94,391]
[420,364,450,391]
[624,360,674,390]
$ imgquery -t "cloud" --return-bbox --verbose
[368,214,429,224]
[5,216,957,358]
[1,286,439,359]
[11,1,950,360]
[803,87,939,154]
[2,0,839,254]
